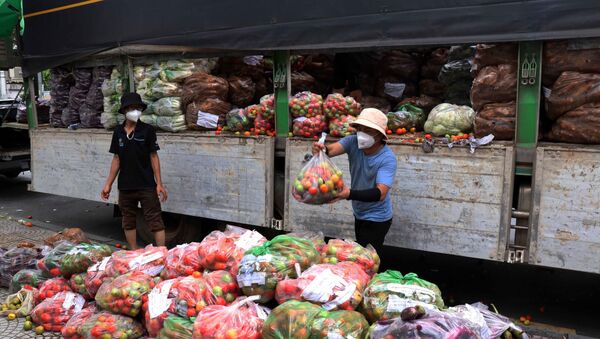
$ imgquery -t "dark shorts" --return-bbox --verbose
[355,217,392,254]
[118,189,165,232]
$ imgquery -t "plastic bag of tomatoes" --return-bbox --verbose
[106,245,167,278]
[60,243,112,275]
[286,230,326,254]
[160,242,203,280]
[95,271,153,317]
[321,239,380,276]
[292,115,327,138]
[36,277,72,303]
[172,270,239,319]
[245,104,261,120]
[157,315,194,339]
[310,308,370,339]
[78,311,144,339]
[84,257,113,298]
[237,235,321,303]
[62,303,97,339]
[142,278,181,337]
[361,271,444,322]
[226,108,252,132]
[9,268,48,293]
[259,94,275,120]
[69,272,91,299]
[291,140,346,205]
[31,291,86,332]
[198,226,266,275]
[323,93,361,119]
[275,261,370,311]
[328,115,357,137]
[253,111,274,136]
[192,296,268,339]
[37,241,75,277]
[289,91,323,118]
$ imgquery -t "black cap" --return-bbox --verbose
[119,92,147,113]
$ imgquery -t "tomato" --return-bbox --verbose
[308,187,318,195]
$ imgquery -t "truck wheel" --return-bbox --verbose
[136,211,203,247]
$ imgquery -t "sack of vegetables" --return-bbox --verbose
[424,103,475,136]
[263,300,369,339]
[61,303,97,339]
[226,108,252,132]
[328,115,357,137]
[157,315,195,339]
[361,271,444,322]
[198,226,266,275]
[292,135,346,205]
[160,242,203,280]
[78,311,145,339]
[259,94,276,120]
[323,93,361,119]
[84,256,112,298]
[237,235,321,303]
[172,270,239,319]
[292,115,327,138]
[192,296,268,339]
[31,291,86,332]
[0,246,41,288]
[321,239,380,276]
[60,243,112,275]
[69,272,91,299]
[387,103,427,131]
[143,278,181,337]
[95,271,153,317]
[289,91,324,118]
[106,245,167,278]
[36,277,72,303]
[9,268,48,293]
[0,286,38,317]
[275,261,370,311]
[287,230,326,253]
[37,241,75,277]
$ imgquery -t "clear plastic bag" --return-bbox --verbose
[158,315,194,339]
[172,270,239,319]
[9,268,48,293]
[158,114,187,132]
[424,103,475,136]
[226,108,252,132]
[147,79,181,100]
[198,226,266,275]
[253,110,275,136]
[275,261,370,311]
[291,139,346,205]
[292,115,327,138]
[321,239,380,276]
[0,247,40,288]
[0,287,38,317]
[471,302,528,339]
[162,244,204,280]
[160,60,196,82]
[143,278,180,337]
[387,103,426,131]
[69,272,91,299]
[60,243,112,275]
[84,256,113,298]
[192,296,267,339]
[147,96,183,116]
[237,235,321,303]
[323,93,361,119]
[106,245,167,277]
[36,277,72,303]
[62,303,97,339]
[361,271,444,322]
[78,311,144,339]
[95,271,153,317]
[259,94,275,120]
[328,115,357,137]
[32,291,86,332]
[289,91,323,118]
[287,230,326,253]
[37,241,75,277]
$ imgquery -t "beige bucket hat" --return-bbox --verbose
[351,108,389,140]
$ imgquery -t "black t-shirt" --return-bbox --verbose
[109,121,160,190]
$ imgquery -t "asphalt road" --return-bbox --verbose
[0,172,599,337]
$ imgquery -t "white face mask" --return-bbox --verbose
[125,110,142,122]
[357,131,376,149]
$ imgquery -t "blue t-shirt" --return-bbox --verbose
[339,135,397,222]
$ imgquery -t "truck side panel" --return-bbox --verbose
[285,139,513,261]
[30,129,274,226]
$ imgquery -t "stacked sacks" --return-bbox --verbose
[49,67,74,127]
[375,51,421,105]
[471,44,518,140]
[80,66,112,128]
[100,68,126,129]
[290,91,326,138]
[324,93,361,137]
[62,68,93,126]
[294,54,335,96]
[217,55,271,102]
[182,71,230,131]
[439,45,475,106]
[413,47,448,118]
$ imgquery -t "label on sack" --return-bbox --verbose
[256,254,273,263]
[237,272,266,287]
[384,83,406,98]
[243,55,263,66]
[148,279,175,319]
[293,117,308,123]
[235,231,264,251]
[129,251,164,269]
[302,269,355,307]
[197,111,219,129]
[66,247,88,256]
[386,294,437,312]
[62,292,85,312]
[386,284,438,304]
[89,256,110,272]
[142,265,165,277]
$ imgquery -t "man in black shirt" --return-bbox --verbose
[101,93,168,249]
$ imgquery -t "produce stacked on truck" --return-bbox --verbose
[100,68,127,129]
[291,54,335,95]
[420,48,449,100]
[31,291,86,332]
[387,102,427,132]
[375,51,421,105]
[217,56,271,103]
[237,235,321,303]
[192,296,267,339]
[80,66,113,128]
[424,103,476,136]
[290,91,327,138]
[543,41,600,143]
[61,68,93,127]
[471,44,518,140]
[49,67,75,127]
[324,93,361,137]
[439,45,475,106]
[253,94,276,135]
[181,71,230,131]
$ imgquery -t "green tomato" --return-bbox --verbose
[212,286,223,297]
[295,184,304,193]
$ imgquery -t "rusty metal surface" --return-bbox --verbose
[530,145,600,273]
[30,128,274,227]
[284,139,514,261]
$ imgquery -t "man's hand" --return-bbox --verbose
[328,186,350,204]
[101,184,111,201]
[312,142,326,156]
[157,184,168,202]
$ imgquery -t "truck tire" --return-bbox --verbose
[136,211,203,247]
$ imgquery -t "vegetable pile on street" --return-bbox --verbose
[0,230,530,338]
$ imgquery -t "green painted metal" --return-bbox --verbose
[273,51,290,137]
[515,166,533,176]
[25,77,36,129]
[515,41,542,150]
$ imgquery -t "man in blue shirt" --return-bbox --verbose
[313,108,397,253]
